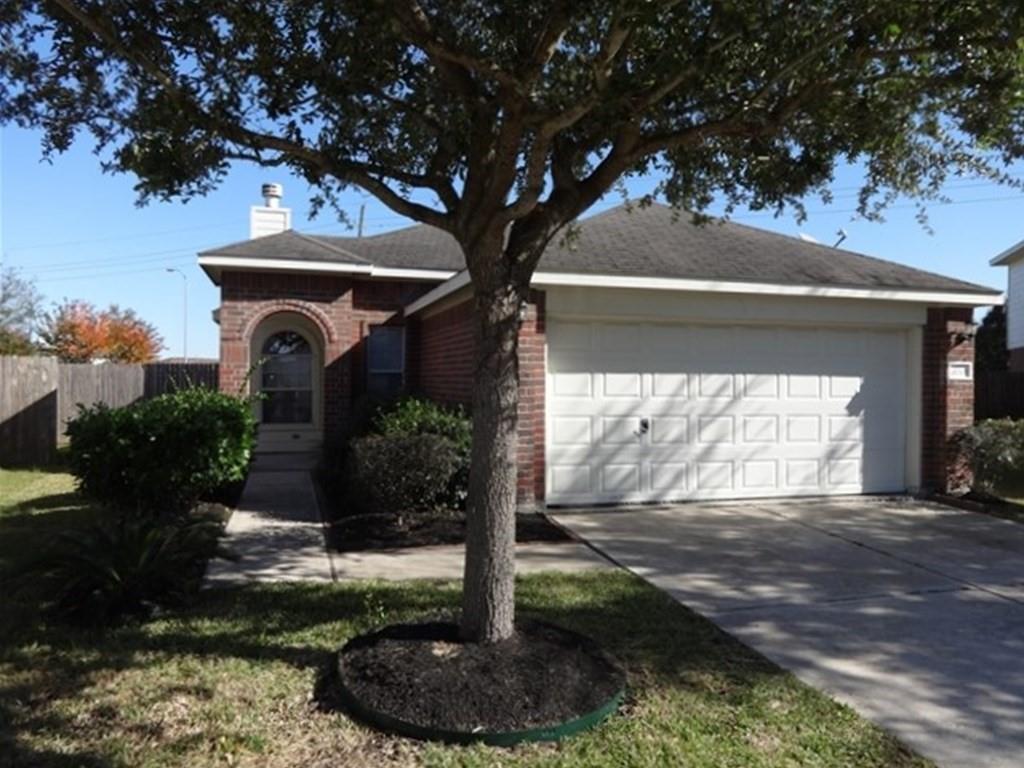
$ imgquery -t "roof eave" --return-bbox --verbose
[404,270,1003,316]
[990,238,1024,266]
[195,254,456,282]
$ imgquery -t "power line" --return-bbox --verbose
[5,220,242,253]
[17,248,199,274]
[32,259,195,283]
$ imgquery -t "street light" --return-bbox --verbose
[166,268,188,362]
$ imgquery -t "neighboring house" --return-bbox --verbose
[989,240,1024,370]
[198,186,999,508]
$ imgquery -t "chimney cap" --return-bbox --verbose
[261,183,283,207]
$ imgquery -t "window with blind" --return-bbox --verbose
[367,325,404,398]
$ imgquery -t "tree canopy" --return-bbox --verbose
[2,2,1023,269]
[40,300,163,363]
[0,267,43,354]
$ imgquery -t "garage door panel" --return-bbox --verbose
[785,415,821,443]
[697,415,735,444]
[547,320,907,504]
[551,371,593,397]
[742,460,778,490]
[550,465,592,496]
[697,373,735,399]
[652,373,689,398]
[786,374,822,399]
[600,416,641,445]
[601,464,641,495]
[651,416,689,445]
[651,462,688,493]
[742,415,778,443]
[603,372,642,398]
[551,416,592,446]
[696,461,735,492]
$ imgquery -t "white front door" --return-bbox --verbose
[546,320,908,505]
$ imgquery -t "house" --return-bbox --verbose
[989,240,1024,369]
[198,186,1000,508]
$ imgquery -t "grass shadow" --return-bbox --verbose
[0,574,929,767]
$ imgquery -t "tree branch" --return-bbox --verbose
[51,0,454,231]
[384,0,524,95]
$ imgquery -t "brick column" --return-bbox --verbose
[516,291,546,510]
[921,307,975,492]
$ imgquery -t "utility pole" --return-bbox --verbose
[357,203,365,238]
[165,268,188,361]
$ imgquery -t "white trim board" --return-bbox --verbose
[531,272,1001,306]
[198,255,456,283]
[404,268,1001,316]
[991,237,1024,266]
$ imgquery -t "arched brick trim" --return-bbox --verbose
[241,300,338,346]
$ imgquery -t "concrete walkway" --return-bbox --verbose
[206,467,335,584]
[207,460,610,586]
[552,498,1024,768]
[332,540,610,580]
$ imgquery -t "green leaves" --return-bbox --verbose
[15,513,229,624]
[65,387,257,516]
[957,418,1024,493]
[1,1,1021,245]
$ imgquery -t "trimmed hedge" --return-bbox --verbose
[348,433,459,514]
[66,387,256,515]
[339,397,472,515]
[374,397,471,508]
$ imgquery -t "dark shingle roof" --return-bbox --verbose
[200,202,998,295]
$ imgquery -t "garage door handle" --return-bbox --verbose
[638,418,650,435]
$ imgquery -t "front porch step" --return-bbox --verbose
[250,451,321,472]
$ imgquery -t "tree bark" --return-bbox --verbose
[460,260,527,643]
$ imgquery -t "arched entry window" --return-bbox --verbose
[261,330,313,424]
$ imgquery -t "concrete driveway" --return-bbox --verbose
[551,498,1024,768]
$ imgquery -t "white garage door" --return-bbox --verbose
[546,321,907,505]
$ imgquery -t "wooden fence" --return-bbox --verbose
[975,370,1024,421]
[0,356,219,466]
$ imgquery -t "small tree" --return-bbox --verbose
[41,300,163,363]
[0,267,43,354]
[976,305,1008,373]
[2,2,1023,642]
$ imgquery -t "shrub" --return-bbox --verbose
[956,418,1024,493]
[16,513,230,624]
[373,397,471,508]
[66,387,256,516]
[348,433,459,515]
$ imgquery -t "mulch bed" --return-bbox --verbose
[328,511,572,552]
[336,620,624,734]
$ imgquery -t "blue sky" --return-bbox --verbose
[1,124,1021,360]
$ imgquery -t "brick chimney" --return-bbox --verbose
[249,182,292,238]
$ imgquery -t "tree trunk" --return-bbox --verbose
[460,269,526,643]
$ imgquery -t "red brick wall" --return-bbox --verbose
[413,291,547,507]
[922,306,975,492]
[218,271,432,443]
[414,300,476,407]
[516,293,547,507]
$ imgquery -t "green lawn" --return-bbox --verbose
[0,467,98,576]
[0,470,930,768]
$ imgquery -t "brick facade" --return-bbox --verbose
[413,300,475,407]
[219,268,973,502]
[413,292,547,508]
[921,306,976,492]
[218,271,432,445]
